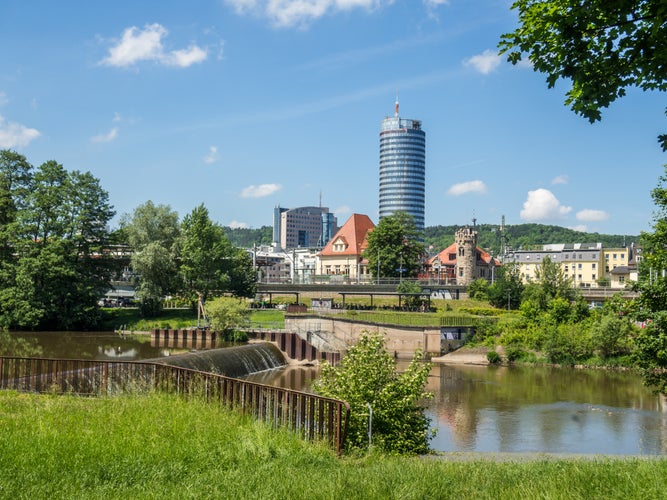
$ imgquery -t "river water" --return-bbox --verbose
[4,331,666,455]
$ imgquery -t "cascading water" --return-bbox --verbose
[151,342,287,378]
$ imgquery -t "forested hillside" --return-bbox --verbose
[225,223,639,253]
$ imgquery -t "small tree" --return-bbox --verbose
[396,280,424,310]
[467,278,489,301]
[313,330,433,455]
[206,296,251,341]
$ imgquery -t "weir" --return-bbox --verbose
[151,342,287,378]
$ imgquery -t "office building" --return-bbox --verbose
[379,98,426,230]
[273,205,337,250]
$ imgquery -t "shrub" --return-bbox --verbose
[313,330,434,455]
[486,350,501,364]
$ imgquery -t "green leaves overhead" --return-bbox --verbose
[500,0,667,121]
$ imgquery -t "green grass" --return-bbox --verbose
[0,390,665,499]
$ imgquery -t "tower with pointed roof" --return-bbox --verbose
[379,97,426,230]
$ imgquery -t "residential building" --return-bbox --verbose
[423,226,500,285]
[317,214,375,282]
[272,205,337,250]
[379,97,426,230]
[504,243,605,288]
[251,245,320,284]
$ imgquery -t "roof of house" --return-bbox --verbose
[319,213,375,257]
[428,243,501,267]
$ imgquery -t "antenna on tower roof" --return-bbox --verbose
[394,90,399,117]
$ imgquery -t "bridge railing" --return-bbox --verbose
[0,356,350,454]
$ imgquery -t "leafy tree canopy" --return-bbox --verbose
[499,0,667,148]
[364,212,425,279]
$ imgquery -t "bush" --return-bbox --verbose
[486,350,501,364]
[313,330,434,455]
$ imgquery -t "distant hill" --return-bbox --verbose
[223,226,273,248]
[224,223,640,253]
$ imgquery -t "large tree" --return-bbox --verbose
[0,153,116,329]
[499,0,667,148]
[179,204,256,308]
[364,212,425,280]
[119,201,181,316]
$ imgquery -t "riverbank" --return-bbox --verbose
[432,346,497,365]
[1,391,665,499]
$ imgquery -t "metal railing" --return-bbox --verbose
[0,356,350,454]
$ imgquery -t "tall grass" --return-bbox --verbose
[0,391,665,499]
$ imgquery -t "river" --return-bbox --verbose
[3,331,666,455]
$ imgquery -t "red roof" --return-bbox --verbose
[319,214,375,257]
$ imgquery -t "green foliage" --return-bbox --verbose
[589,315,634,359]
[179,204,256,303]
[0,151,116,330]
[396,280,424,309]
[313,330,433,455]
[633,312,667,393]
[424,223,636,257]
[206,296,251,335]
[499,0,667,146]
[488,262,524,310]
[467,278,489,300]
[486,350,501,364]
[364,212,425,279]
[223,225,273,247]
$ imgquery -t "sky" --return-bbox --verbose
[1,1,664,237]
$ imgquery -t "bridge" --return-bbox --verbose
[257,282,637,305]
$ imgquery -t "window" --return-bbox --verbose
[592,274,596,280]
[613,254,617,259]
[619,276,625,283]
[459,268,464,277]
[592,263,596,269]
[621,253,625,259]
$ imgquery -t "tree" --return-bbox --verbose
[120,201,181,316]
[396,280,424,310]
[467,278,489,301]
[488,261,524,310]
[313,330,433,455]
[0,154,116,329]
[364,212,425,280]
[206,296,251,341]
[179,204,256,307]
[499,0,667,148]
[534,255,577,306]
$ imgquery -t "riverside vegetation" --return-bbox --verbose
[1,390,665,499]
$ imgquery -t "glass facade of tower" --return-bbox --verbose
[379,116,425,230]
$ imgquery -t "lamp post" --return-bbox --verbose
[377,248,380,285]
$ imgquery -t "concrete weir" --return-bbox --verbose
[152,342,287,378]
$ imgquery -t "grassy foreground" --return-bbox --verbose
[0,392,665,499]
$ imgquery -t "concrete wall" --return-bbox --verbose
[285,315,445,359]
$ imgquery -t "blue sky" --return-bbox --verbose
[1,1,664,237]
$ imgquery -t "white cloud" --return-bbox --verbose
[0,115,40,148]
[228,220,248,229]
[551,174,568,185]
[463,49,501,75]
[576,209,609,222]
[446,180,487,196]
[569,224,588,232]
[203,146,219,164]
[100,23,207,68]
[112,112,122,123]
[91,127,118,143]
[520,188,572,221]
[423,0,448,5]
[240,183,282,198]
[225,0,389,28]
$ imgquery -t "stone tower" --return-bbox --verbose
[455,225,478,286]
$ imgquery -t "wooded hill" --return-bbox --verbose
[224,223,639,254]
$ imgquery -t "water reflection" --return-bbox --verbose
[426,364,667,455]
[4,331,667,455]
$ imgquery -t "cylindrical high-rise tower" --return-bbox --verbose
[379,98,426,230]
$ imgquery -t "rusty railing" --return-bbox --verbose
[0,356,349,454]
